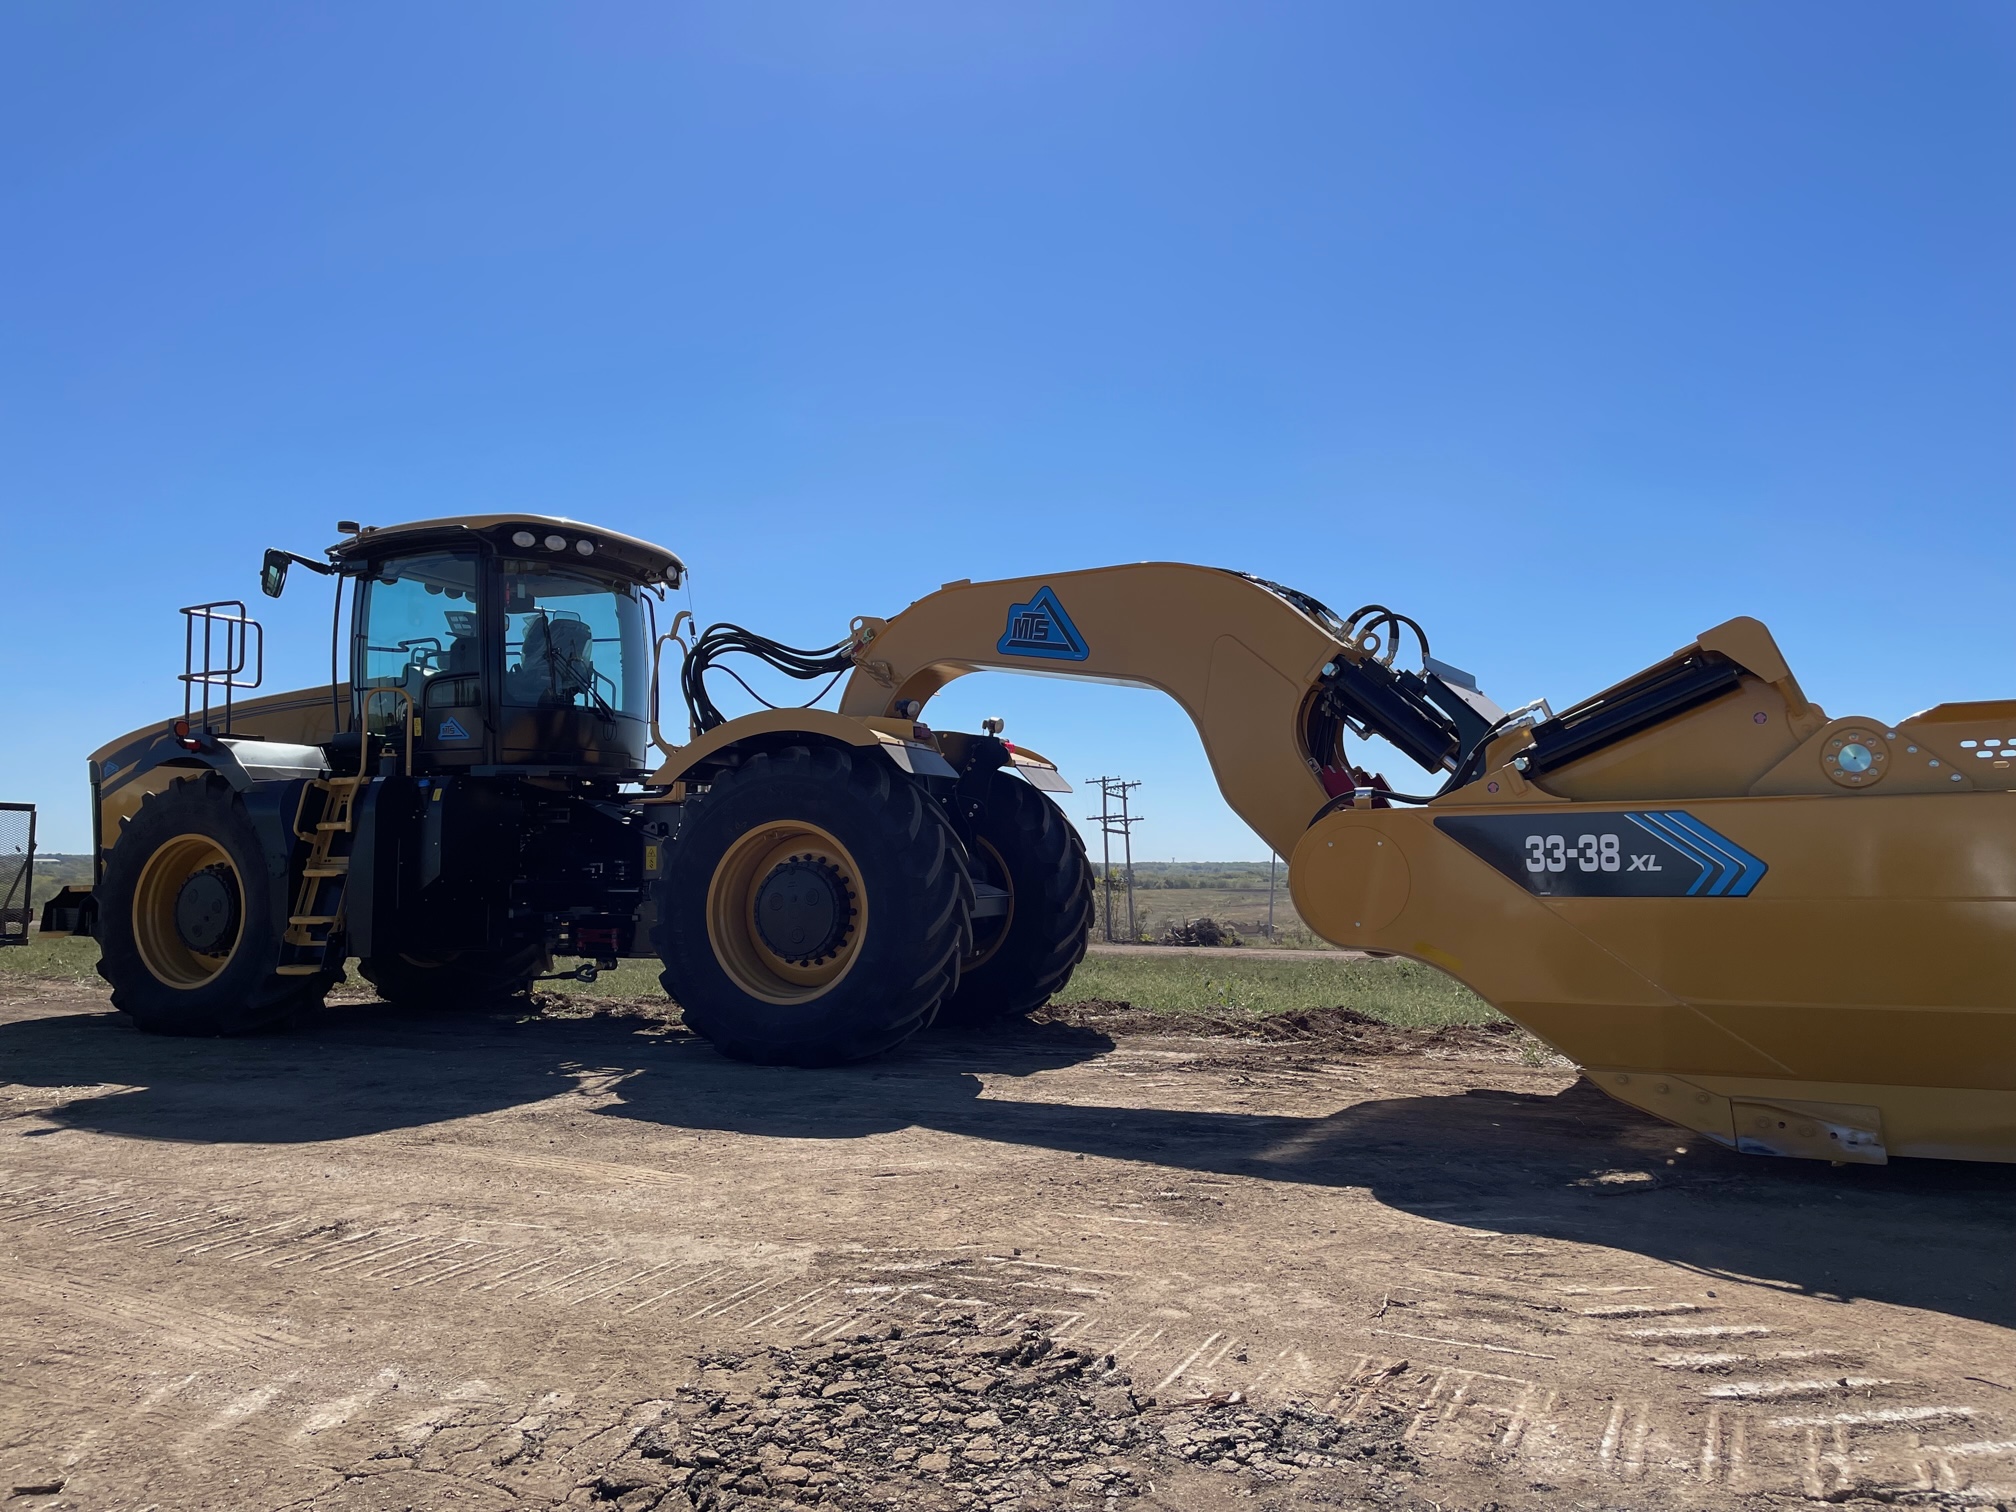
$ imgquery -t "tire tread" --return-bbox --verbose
[937,773,1093,1026]
[654,744,972,1065]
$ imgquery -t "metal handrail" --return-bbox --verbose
[180,600,264,736]
[648,610,694,757]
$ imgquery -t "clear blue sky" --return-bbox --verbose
[3,5,2011,857]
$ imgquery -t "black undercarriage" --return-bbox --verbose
[346,775,659,972]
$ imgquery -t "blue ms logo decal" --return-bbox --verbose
[997,586,1089,661]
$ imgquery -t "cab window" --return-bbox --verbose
[501,561,646,721]
[356,552,483,730]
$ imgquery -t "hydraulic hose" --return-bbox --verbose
[680,623,858,734]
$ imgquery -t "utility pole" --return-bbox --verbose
[1266,852,1277,941]
[1095,790,1112,941]
[1118,782,1138,942]
[1086,777,1143,943]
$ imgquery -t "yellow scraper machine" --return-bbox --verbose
[45,518,2016,1165]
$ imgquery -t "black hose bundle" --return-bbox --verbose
[679,622,857,735]
[1238,573,1351,640]
[1340,603,1431,667]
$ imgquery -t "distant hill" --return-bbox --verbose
[30,854,95,892]
[1108,860,1283,890]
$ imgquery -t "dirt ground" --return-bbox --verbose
[2,982,2013,1512]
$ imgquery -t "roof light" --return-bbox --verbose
[544,534,567,551]
[512,530,536,547]
[575,539,595,556]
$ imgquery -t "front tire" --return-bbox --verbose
[96,774,332,1034]
[935,770,1093,1026]
[655,744,972,1066]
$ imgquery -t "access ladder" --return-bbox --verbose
[277,772,365,976]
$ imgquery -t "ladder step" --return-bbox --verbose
[290,914,339,926]
[274,964,324,976]
[303,861,349,877]
[315,822,352,832]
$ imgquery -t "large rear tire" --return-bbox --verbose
[935,770,1093,1027]
[96,774,333,1035]
[655,744,972,1066]
[358,944,547,1010]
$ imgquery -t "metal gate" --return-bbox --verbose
[0,803,34,946]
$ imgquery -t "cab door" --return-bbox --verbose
[353,550,492,771]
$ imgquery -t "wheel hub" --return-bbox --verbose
[753,856,854,964]
[173,864,240,956]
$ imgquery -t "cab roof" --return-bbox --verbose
[328,514,685,588]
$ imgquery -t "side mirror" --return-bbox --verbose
[260,549,290,599]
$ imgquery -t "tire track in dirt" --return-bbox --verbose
[0,1166,788,1322]
[401,1140,695,1187]
[1346,1255,2016,1502]
[6,1264,312,1356]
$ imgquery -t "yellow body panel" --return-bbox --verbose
[89,684,352,869]
[646,707,945,787]
[1286,780,2016,1164]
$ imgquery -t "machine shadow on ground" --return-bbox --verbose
[6,998,2013,1333]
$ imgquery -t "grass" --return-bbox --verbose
[1054,951,1498,1029]
[0,935,1501,1032]
[31,854,97,892]
[536,958,666,1002]
[533,948,1502,1032]
[0,934,104,986]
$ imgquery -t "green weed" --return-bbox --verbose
[0,935,104,986]
[1055,951,1498,1029]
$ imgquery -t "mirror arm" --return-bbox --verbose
[261,547,337,600]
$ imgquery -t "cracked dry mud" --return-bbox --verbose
[1,981,2013,1511]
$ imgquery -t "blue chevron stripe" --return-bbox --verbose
[1628,812,1717,895]
[1666,812,1743,896]
[1641,811,1731,895]
[1662,811,1768,897]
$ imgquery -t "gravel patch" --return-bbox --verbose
[586,1314,1418,1510]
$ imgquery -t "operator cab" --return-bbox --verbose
[318,516,683,778]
